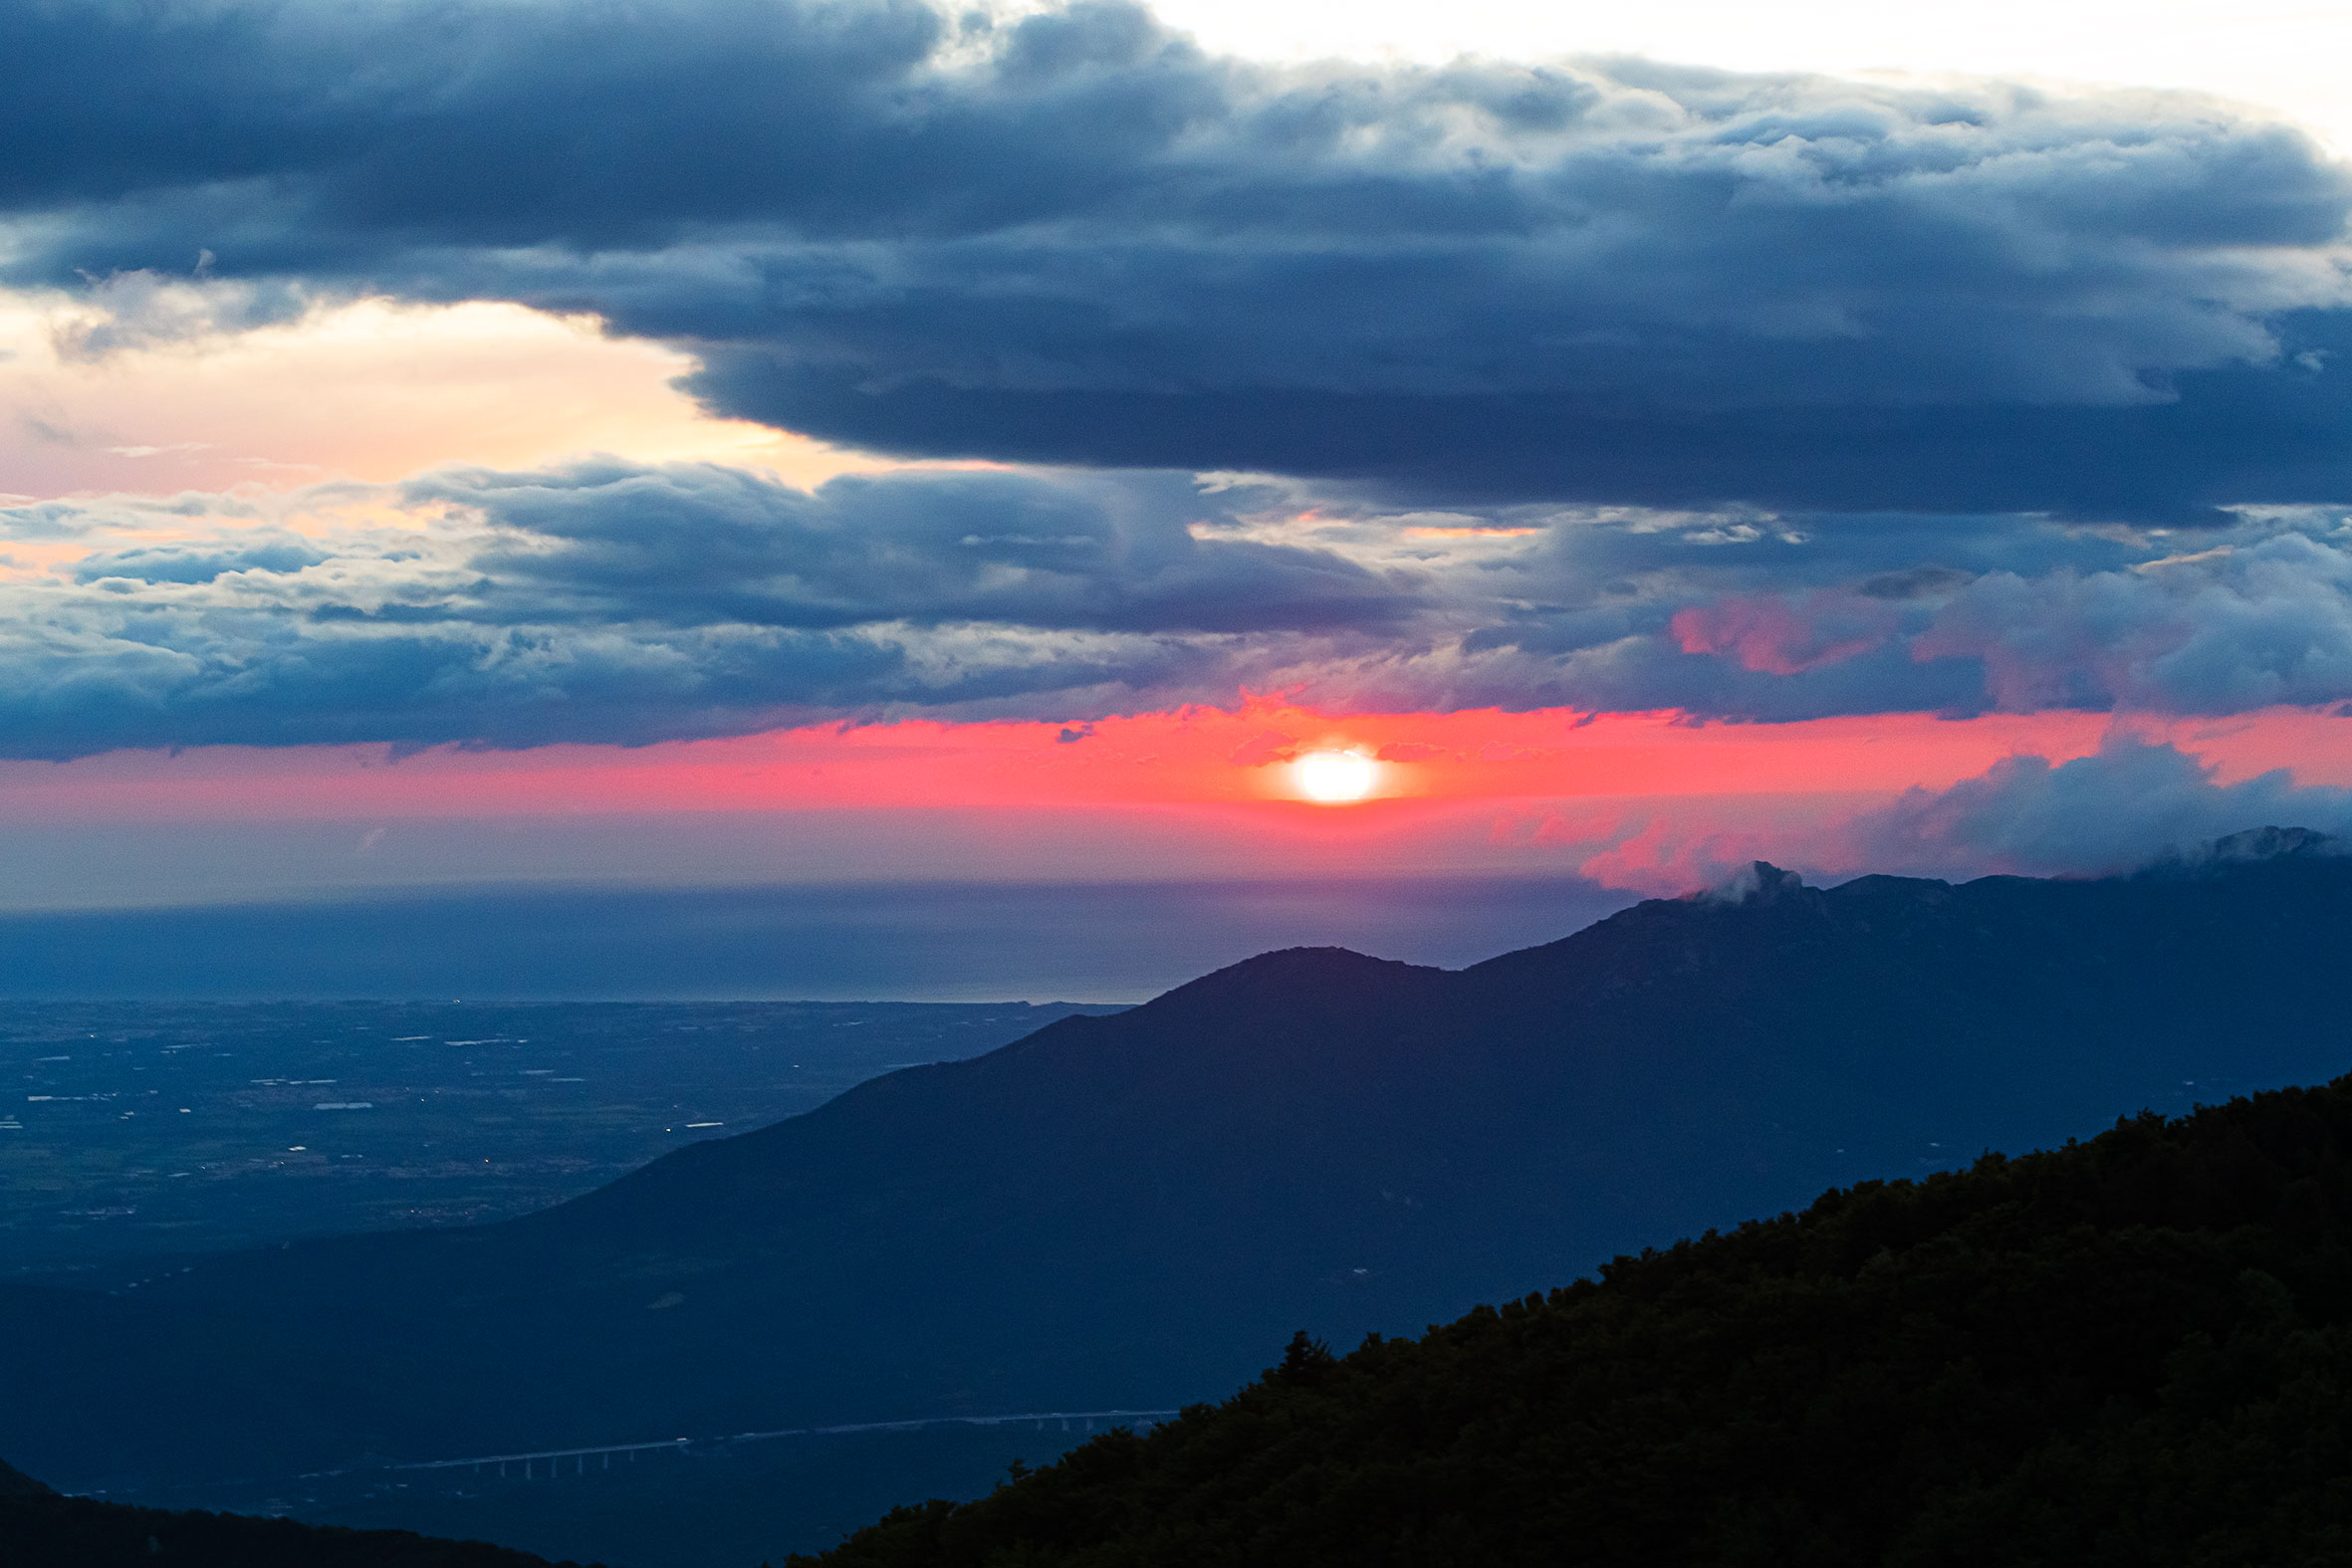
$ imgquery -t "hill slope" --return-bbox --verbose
[801,1073,2352,1567]
[0,1456,53,1501]
[0,1474,577,1568]
[8,835,2352,1517]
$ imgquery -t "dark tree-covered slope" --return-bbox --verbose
[0,1457,52,1501]
[0,1481,581,1568]
[800,1076,2352,1568]
[8,833,2352,1504]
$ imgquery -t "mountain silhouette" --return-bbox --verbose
[0,1457,573,1567]
[9,832,2352,1527]
[0,1456,52,1501]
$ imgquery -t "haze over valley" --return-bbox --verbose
[0,1001,1117,1270]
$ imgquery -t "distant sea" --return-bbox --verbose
[0,876,1636,1002]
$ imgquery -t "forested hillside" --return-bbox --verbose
[0,1479,579,1568]
[802,1075,2352,1567]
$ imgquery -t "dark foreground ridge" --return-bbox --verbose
[0,1464,579,1568]
[802,1074,2352,1567]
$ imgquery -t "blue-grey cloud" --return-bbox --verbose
[8,1,2352,520]
[72,535,327,584]
[417,461,1412,634]
[1430,506,2352,720]
[10,460,2352,755]
[1841,736,2352,877]
[0,462,1415,757]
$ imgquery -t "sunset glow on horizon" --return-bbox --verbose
[2,699,2348,906]
[7,0,2352,926]
[8,701,2325,819]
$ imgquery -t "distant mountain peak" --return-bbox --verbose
[1150,945,1441,1009]
[1183,945,1400,983]
[1695,861,1810,907]
[2150,825,2348,874]
[2201,825,2345,861]
[0,1458,52,1501]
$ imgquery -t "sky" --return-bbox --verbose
[8,0,2352,991]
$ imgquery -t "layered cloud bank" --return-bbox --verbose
[7,0,2351,521]
[9,462,2352,756]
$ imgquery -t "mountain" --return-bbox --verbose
[0,1461,577,1568]
[0,1456,53,1501]
[7,833,2352,1557]
[795,1071,2352,1568]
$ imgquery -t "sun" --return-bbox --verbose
[1293,749,1378,804]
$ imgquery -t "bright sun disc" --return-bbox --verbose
[1294,749,1377,803]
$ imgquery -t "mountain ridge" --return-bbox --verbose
[8,832,2352,1559]
[0,1456,52,1501]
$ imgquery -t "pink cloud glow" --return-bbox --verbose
[2,704,2348,908]
[5,702,2348,823]
[1670,591,1897,675]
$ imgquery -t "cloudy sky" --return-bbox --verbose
[9,0,2352,980]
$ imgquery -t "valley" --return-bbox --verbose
[10,840,2352,1563]
[0,1001,1120,1272]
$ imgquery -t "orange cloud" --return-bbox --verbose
[0,293,887,500]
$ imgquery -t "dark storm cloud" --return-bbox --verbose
[698,333,2352,524]
[9,0,2352,519]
